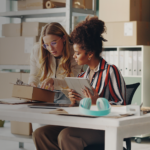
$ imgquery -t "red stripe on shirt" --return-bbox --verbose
[95,60,105,93]
[109,80,119,103]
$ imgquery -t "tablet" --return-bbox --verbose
[65,77,94,98]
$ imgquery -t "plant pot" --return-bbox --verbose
[0,120,5,127]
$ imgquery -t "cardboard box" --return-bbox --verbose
[12,84,55,102]
[18,0,66,10]
[103,21,150,46]
[18,0,26,11]
[99,0,150,22]
[11,121,32,136]
[2,23,22,37]
[0,73,21,99]
[0,36,39,65]
[22,22,47,37]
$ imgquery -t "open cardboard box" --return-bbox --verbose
[12,84,55,102]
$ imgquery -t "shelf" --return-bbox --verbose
[0,8,95,18]
[0,65,30,70]
[123,76,142,78]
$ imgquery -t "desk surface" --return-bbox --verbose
[0,102,150,130]
[1,99,150,150]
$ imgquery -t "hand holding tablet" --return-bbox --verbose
[65,77,94,98]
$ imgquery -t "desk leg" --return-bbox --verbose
[105,127,123,150]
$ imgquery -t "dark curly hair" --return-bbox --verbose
[70,16,107,58]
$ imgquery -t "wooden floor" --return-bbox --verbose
[0,121,150,150]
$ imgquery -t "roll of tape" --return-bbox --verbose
[45,1,55,9]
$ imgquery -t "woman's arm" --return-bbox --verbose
[28,43,41,86]
[108,65,126,105]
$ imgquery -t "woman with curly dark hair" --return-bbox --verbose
[57,16,126,150]
[68,16,126,106]
[32,16,126,150]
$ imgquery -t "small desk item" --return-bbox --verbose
[65,77,94,98]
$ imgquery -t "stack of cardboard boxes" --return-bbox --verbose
[0,22,47,99]
[100,0,150,46]
[0,22,47,136]
[99,0,150,76]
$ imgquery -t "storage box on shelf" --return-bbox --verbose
[102,46,150,106]
[22,22,47,37]
[18,0,66,10]
[103,21,150,46]
[99,0,150,22]
[2,23,22,37]
[0,36,39,65]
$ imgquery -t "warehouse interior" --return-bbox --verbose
[0,0,150,150]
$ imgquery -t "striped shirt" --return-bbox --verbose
[78,58,126,105]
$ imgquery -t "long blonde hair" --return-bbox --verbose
[39,22,71,82]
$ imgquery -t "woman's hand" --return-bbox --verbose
[68,89,82,105]
[41,78,54,90]
[30,82,37,87]
[82,87,99,104]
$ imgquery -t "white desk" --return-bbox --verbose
[0,103,150,150]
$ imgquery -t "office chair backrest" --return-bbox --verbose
[126,83,140,105]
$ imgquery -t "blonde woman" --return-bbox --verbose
[29,23,82,141]
[28,22,82,104]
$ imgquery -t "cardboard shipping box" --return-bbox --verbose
[103,21,150,46]
[22,22,47,37]
[0,72,21,99]
[12,84,55,102]
[11,121,32,136]
[99,0,150,22]
[18,0,26,10]
[0,36,39,65]
[18,0,66,10]
[2,23,22,37]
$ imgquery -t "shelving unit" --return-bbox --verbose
[0,0,96,34]
[0,0,96,71]
[103,45,150,106]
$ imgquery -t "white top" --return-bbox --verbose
[28,43,82,90]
